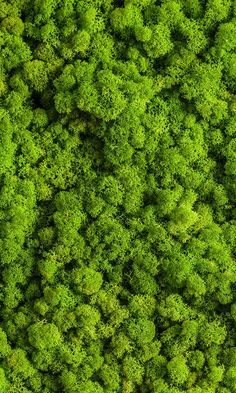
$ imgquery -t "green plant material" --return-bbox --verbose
[0,0,235,392]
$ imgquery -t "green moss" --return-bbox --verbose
[0,0,235,392]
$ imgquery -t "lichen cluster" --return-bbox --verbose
[0,1,236,392]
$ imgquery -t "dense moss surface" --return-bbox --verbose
[0,0,236,392]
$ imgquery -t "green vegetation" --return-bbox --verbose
[0,0,236,392]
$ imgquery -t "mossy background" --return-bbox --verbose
[0,0,236,392]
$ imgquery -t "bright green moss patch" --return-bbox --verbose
[0,0,236,392]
